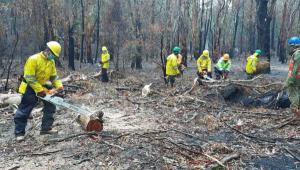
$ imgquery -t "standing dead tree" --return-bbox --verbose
[5,9,19,91]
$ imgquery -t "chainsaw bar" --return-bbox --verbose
[41,95,93,115]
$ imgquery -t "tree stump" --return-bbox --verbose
[77,110,104,132]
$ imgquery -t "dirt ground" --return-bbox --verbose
[0,59,299,170]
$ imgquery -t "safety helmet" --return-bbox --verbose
[102,46,108,51]
[203,50,209,57]
[255,49,262,55]
[288,37,300,45]
[223,53,230,61]
[173,47,181,55]
[47,41,61,57]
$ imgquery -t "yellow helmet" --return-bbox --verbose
[203,50,209,57]
[102,46,108,52]
[47,41,61,57]
[223,53,230,61]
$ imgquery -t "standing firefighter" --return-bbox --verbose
[197,50,212,79]
[166,47,181,87]
[245,49,262,79]
[100,46,110,82]
[15,41,64,142]
[215,53,231,80]
[286,37,300,119]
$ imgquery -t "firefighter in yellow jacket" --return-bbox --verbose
[245,50,262,79]
[197,50,212,79]
[166,47,181,87]
[100,46,110,82]
[14,41,64,142]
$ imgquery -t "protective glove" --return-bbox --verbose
[57,86,64,93]
[37,91,47,97]
[99,61,103,65]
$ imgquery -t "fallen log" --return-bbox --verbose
[76,110,104,132]
[0,93,21,106]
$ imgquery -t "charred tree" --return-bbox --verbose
[80,0,85,65]
[94,0,101,63]
[256,0,272,73]
[68,23,75,71]
[230,0,241,58]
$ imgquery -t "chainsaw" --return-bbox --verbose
[39,92,104,132]
[41,94,93,115]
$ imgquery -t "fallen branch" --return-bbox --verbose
[19,149,62,157]
[203,153,226,168]
[115,87,139,91]
[223,121,276,143]
[47,132,98,143]
[208,153,240,169]
[284,147,300,162]
[73,158,91,165]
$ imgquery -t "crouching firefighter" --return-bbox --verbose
[286,37,300,119]
[15,41,64,142]
[214,53,231,80]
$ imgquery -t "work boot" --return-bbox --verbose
[16,135,25,142]
[40,128,58,135]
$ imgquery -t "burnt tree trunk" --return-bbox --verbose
[94,0,101,63]
[278,2,287,63]
[256,0,271,73]
[80,0,85,65]
[230,1,241,58]
[68,24,75,71]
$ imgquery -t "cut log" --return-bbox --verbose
[0,93,21,105]
[76,110,104,132]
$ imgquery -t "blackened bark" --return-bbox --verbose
[256,0,271,67]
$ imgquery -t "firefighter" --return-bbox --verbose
[166,47,181,87]
[15,41,64,142]
[286,37,300,119]
[215,53,231,80]
[100,46,110,82]
[245,50,262,79]
[197,50,212,79]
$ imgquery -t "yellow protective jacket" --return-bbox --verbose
[245,53,258,74]
[101,52,110,69]
[197,55,212,73]
[18,52,63,94]
[166,54,180,76]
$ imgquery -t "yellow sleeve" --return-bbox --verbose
[105,54,110,63]
[23,58,44,93]
[252,57,257,72]
[207,58,212,72]
[197,57,202,73]
[50,62,63,88]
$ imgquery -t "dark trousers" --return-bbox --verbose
[14,86,56,136]
[214,67,229,80]
[101,68,109,82]
[167,75,176,87]
[246,73,255,80]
